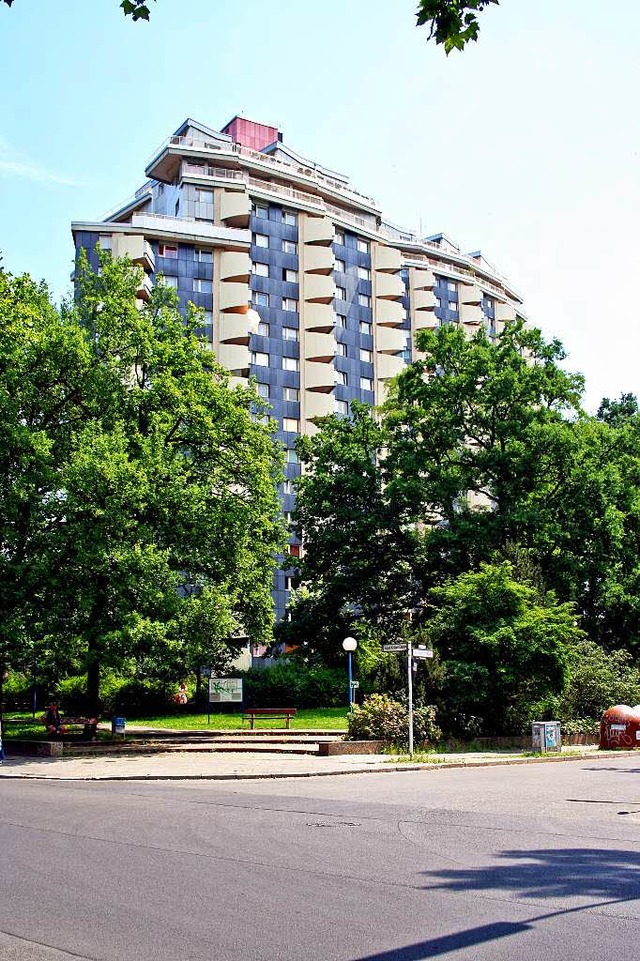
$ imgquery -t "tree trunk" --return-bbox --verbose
[86,644,101,717]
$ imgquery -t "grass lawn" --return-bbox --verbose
[126,707,349,731]
[2,707,349,737]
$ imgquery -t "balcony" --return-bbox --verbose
[218,342,250,375]
[303,302,335,332]
[414,313,439,332]
[304,215,334,245]
[373,244,402,273]
[113,234,155,273]
[460,283,482,305]
[304,332,336,362]
[136,274,152,301]
[375,299,405,327]
[496,301,517,323]
[304,274,335,304]
[130,213,250,248]
[303,245,334,274]
[304,360,335,392]
[376,325,406,354]
[304,391,335,420]
[413,289,436,311]
[375,273,405,300]
[219,282,250,313]
[376,353,406,380]
[219,314,254,344]
[219,251,250,282]
[412,268,435,290]
[219,189,251,227]
[459,302,482,325]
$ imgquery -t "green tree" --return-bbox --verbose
[416,0,499,53]
[426,562,579,735]
[0,255,285,711]
[2,0,155,19]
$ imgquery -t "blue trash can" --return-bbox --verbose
[111,716,126,737]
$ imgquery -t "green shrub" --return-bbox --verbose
[241,661,346,708]
[54,674,176,716]
[347,694,441,745]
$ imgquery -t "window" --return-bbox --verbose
[254,203,269,219]
[158,243,178,258]
[357,238,370,254]
[196,188,214,204]
[289,543,300,557]
[284,575,294,590]
[98,234,113,250]
[359,320,372,336]
[201,310,213,323]
[283,239,297,254]
[286,449,299,464]
[251,351,269,367]
[257,321,270,337]
[336,313,347,328]
[254,233,269,248]
[336,342,347,358]
[435,296,443,309]
[358,294,371,308]
[335,370,347,386]
[160,275,178,289]
[282,298,299,312]
[360,377,374,392]
[283,386,299,402]
[360,348,373,363]
[253,261,269,277]
[335,258,346,273]
[334,229,345,245]
[283,418,299,433]
[283,210,297,225]
[336,399,348,416]
[256,382,270,399]
[193,278,212,293]
[282,326,298,341]
[448,301,458,312]
[194,248,213,263]
[447,280,456,292]
[336,286,347,301]
[282,357,299,372]
[283,269,298,283]
[283,479,293,494]
[357,266,371,281]
[253,291,269,307]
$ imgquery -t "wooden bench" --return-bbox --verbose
[44,717,99,740]
[242,708,297,730]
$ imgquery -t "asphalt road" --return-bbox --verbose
[2,757,640,960]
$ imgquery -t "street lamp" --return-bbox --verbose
[342,636,358,708]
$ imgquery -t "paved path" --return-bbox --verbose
[0,744,631,781]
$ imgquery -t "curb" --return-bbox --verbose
[0,749,636,782]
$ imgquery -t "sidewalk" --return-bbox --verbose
[0,744,632,781]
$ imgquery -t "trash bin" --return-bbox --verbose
[531,721,561,753]
[111,716,126,737]
[600,705,640,749]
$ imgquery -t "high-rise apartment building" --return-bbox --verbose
[72,115,525,619]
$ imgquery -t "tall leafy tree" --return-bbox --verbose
[416,1,499,53]
[0,255,285,710]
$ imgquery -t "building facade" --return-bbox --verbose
[72,115,526,620]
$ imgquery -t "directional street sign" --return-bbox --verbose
[382,644,407,652]
[413,648,434,659]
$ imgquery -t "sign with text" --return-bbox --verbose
[382,644,407,653]
[413,648,434,659]
[209,678,243,703]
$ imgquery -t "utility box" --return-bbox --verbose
[531,721,561,753]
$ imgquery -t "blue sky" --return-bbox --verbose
[1,0,638,410]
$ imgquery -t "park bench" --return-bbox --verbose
[44,717,99,740]
[242,707,297,730]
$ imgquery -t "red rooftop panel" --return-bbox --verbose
[221,116,279,152]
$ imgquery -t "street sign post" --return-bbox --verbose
[382,643,407,652]
[382,642,434,755]
[412,647,434,659]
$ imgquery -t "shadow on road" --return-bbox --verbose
[351,847,640,960]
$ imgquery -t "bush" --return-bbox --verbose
[54,674,176,716]
[347,694,441,745]
[241,661,346,708]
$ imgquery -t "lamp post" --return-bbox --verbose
[342,636,358,708]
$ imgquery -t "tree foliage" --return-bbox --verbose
[2,0,155,19]
[0,254,285,710]
[416,0,499,53]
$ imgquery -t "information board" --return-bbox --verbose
[208,677,243,703]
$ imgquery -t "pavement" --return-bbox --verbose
[0,743,633,780]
